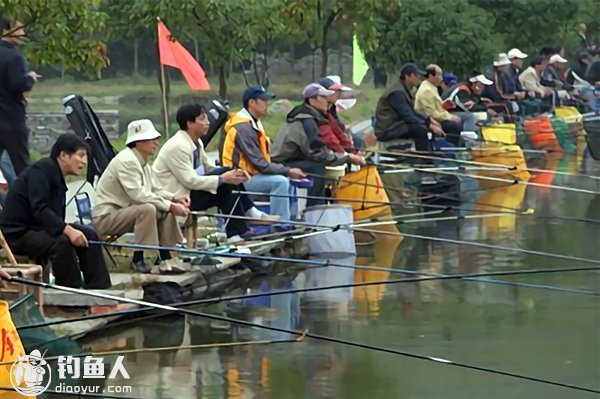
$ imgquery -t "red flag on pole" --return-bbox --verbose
[157,19,210,90]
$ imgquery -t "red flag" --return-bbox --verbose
[157,20,210,90]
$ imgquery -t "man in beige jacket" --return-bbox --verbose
[93,119,189,273]
[414,64,463,146]
[153,103,278,243]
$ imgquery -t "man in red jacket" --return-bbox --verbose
[318,76,357,154]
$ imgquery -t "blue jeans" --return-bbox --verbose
[245,174,296,220]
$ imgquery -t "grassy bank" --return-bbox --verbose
[28,76,383,152]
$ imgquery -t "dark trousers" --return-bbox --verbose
[441,119,463,146]
[381,124,431,151]
[285,160,327,207]
[5,224,112,289]
[0,121,29,176]
[189,167,254,237]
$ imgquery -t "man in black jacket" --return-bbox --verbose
[0,134,111,289]
[374,63,445,151]
[0,16,40,176]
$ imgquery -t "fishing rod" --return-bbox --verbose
[232,190,600,225]
[375,149,600,180]
[189,215,600,264]
[414,168,599,195]
[7,277,600,395]
[16,265,600,331]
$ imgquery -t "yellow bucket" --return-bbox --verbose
[554,106,582,123]
[0,301,34,398]
[470,144,531,181]
[333,165,391,221]
[480,123,517,145]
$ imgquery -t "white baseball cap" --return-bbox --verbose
[126,119,162,145]
[469,74,493,85]
[549,54,568,64]
[302,83,335,99]
[508,48,528,59]
[493,53,511,67]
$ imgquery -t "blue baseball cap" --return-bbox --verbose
[242,85,276,104]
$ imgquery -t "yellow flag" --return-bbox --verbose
[352,34,369,86]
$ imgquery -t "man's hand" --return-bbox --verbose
[528,91,536,98]
[348,153,366,166]
[464,100,475,110]
[169,202,189,217]
[450,115,462,124]
[429,122,446,137]
[174,195,191,207]
[287,168,306,179]
[220,169,249,185]
[487,108,498,117]
[28,72,41,82]
[63,225,88,247]
[515,92,527,100]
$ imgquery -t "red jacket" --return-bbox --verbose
[319,112,353,153]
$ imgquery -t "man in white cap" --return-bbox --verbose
[442,74,495,114]
[544,54,577,99]
[272,83,364,205]
[93,119,189,273]
[507,48,528,98]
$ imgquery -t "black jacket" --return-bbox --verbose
[0,41,35,123]
[0,158,67,237]
[374,83,427,140]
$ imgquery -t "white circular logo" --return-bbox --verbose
[9,349,52,395]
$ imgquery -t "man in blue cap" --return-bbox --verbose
[222,85,306,221]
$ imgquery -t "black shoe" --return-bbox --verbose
[131,260,152,274]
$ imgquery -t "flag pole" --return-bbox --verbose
[157,17,170,138]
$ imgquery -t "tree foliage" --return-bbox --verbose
[0,0,108,75]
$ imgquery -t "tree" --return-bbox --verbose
[363,0,503,77]
[0,0,108,75]
[470,0,586,56]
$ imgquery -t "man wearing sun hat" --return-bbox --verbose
[93,119,189,273]
[507,48,528,97]
[318,76,358,153]
[544,54,577,99]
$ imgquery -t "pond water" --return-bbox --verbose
[44,155,600,399]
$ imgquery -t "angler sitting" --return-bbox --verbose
[93,119,189,273]
[374,62,445,152]
[0,134,111,289]
[153,103,279,240]
[441,74,498,131]
[414,64,464,146]
[221,86,305,221]
[271,83,365,206]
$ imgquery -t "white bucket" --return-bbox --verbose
[303,204,356,256]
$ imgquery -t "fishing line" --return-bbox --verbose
[7,277,600,394]
[15,265,600,331]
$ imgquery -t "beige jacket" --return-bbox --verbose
[519,66,549,97]
[93,147,174,217]
[152,130,219,198]
[414,79,453,122]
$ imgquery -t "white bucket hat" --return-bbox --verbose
[126,119,162,145]
[493,53,511,67]
[549,54,568,64]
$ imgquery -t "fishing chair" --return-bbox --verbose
[74,192,120,268]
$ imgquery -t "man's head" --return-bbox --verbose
[302,83,335,113]
[425,64,443,86]
[530,54,548,74]
[50,134,90,176]
[578,23,587,34]
[549,54,569,72]
[399,62,425,88]
[125,119,161,159]
[493,53,511,73]
[177,103,209,140]
[468,74,493,95]
[508,48,528,69]
[242,85,275,119]
[1,16,25,46]
[319,75,352,104]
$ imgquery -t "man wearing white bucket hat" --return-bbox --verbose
[543,54,577,99]
[93,119,189,273]
[507,48,528,99]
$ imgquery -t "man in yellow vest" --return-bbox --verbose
[222,86,306,220]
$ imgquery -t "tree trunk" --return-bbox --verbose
[261,52,270,88]
[193,39,200,61]
[252,50,261,84]
[338,49,343,81]
[311,51,316,81]
[133,39,140,76]
[320,44,329,77]
[218,63,227,99]
[373,65,388,88]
